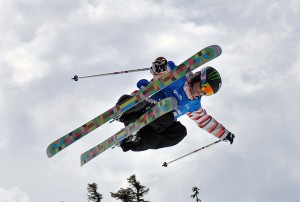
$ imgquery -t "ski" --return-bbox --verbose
[46,45,222,158]
[80,97,177,166]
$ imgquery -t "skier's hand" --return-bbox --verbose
[224,132,235,144]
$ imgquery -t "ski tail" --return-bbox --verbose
[46,105,120,158]
[80,97,178,166]
[46,95,142,158]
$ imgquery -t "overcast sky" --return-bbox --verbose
[1,0,300,201]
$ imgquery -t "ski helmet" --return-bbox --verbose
[190,66,222,96]
[151,57,168,73]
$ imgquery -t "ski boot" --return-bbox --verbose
[115,94,153,151]
[118,132,142,152]
[116,94,154,126]
[224,132,235,144]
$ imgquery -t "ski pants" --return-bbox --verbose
[121,111,187,152]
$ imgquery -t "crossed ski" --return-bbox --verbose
[80,97,177,166]
[46,45,222,160]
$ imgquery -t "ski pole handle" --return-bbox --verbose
[72,67,151,81]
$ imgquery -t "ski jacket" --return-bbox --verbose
[153,75,201,119]
[151,61,230,140]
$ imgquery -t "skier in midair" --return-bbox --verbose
[117,57,235,152]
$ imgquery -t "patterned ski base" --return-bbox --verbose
[46,45,222,158]
[80,97,177,166]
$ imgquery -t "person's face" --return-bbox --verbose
[191,81,205,98]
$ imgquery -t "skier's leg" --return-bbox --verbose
[147,111,175,133]
[116,94,153,126]
[120,116,187,152]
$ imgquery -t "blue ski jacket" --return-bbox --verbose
[150,61,201,120]
[152,76,201,120]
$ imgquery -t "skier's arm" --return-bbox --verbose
[186,108,229,140]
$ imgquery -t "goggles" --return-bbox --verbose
[201,82,214,96]
[200,67,214,96]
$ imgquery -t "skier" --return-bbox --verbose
[116,57,235,152]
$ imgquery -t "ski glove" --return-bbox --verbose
[150,61,175,80]
[224,132,235,144]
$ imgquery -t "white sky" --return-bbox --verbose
[1,0,300,201]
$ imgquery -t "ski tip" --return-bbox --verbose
[46,144,60,158]
[80,154,88,166]
[46,146,54,158]
[208,45,222,57]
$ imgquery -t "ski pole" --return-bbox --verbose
[72,67,151,81]
[162,140,222,167]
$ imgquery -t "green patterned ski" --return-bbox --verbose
[80,97,177,166]
[46,45,222,158]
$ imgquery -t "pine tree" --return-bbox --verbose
[110,187,135,202]
[111,174,150,202]
[87,183,103,202]
[191,187,201,202]
[127,175,149,202]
